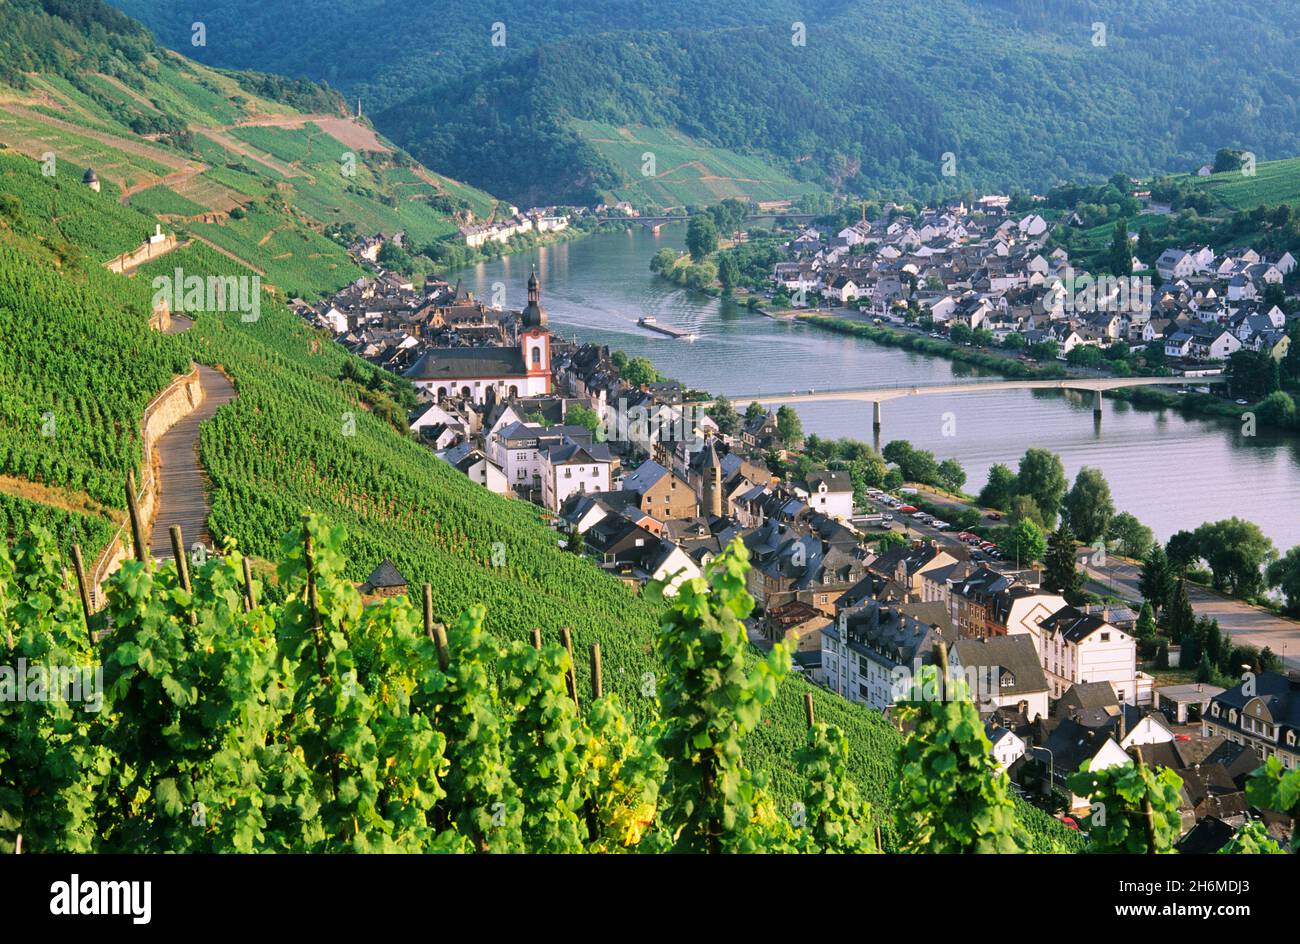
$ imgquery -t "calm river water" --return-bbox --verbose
[456,227,1300,551]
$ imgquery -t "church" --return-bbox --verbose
[404,271,551,404]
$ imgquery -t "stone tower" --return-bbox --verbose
[701,440,723,518]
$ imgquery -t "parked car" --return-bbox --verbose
[898,505,918,514]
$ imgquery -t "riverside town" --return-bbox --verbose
[1,0,1299,914]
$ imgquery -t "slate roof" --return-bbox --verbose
[405,346,527,380]
[363,559,407,590]
[954,635,1050,697]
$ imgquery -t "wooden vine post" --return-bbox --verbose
[242,557,257,611]
[125,469,151,569]
[560,627,579,711]
[169,526,197,626]
[69,543,95,646]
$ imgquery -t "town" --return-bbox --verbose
[292,200,1299,852]
[767,196,1293,370]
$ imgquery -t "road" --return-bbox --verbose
[860,486,1300,671]
[1084,559,1300,671]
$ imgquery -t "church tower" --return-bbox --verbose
[520,267,551,393]
[701,440,723,518]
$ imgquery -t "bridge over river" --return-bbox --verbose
[709,375,1225,429]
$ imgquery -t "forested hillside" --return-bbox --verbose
[112,0,1300,206]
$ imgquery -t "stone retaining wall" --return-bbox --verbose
[89,366,204,605]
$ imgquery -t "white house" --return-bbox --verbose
[539,441,613,512]
[799,471,853,520]
[1037,606,1141,705]
[986,722,1026,773]
[436,444,509,496]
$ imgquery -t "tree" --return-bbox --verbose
[1107,512,1153,559]
[1138,544,1175,616]
[1267,546,1300,615]
[1004,518,1047,566]
[1107,220,1133,277]
[1165,578,1196,644]
[621,356,659,388]
[717,254,740,293]
[744,400,766,422]
[877,530,909,555]
[649,247,678,274]
[708,395,739,437]
[566,404,601,436]
[776,405,803,448]
[1192,518,1277,598]
[1009,494,1045,529]
[936,458,966,493]
[1061,467,1114,545]
[1015,449,1068,529]
[1165,530,1201,572]
[978,463,1017,511]
[1135,603,1158,643]
[1043,525,1083,603]
[685,215,718,262]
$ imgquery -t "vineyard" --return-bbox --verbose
[0,146,1091,849]
[0,162,189,523]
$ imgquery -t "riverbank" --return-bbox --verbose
[795,313,1068,380]
[796,311,1300,435]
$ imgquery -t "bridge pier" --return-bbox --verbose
[1093,389,1103,417]
[872,400,882,431]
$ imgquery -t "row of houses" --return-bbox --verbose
[772,200,1296,366]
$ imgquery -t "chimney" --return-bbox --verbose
[1118,710,1127,742]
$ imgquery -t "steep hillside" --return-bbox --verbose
[0,0,498,298]
[113,0,1300,206]
[0,143,1079,855]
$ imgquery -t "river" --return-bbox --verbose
[455,227,1300,552]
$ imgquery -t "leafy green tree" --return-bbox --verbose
[685,214,718,262]
[744,400,766,422]
[936,458,966,493]
[1267,546,1300,615]
[893,656,1029,853]
[1166,530,1201,572]
[1107,512,1154,559]
[1015,448,1068,529]
[649,247,679,274]
[1192,518,1277,598]
[1043,524,1083,602]
[1009,494,1044,529]
[1164,578,1196,644]
[1107,220,1133,276]
[1068,758,1183,853]
[621,356,659,388]
[776,405,804,448]
[978,463,1017,511]
[708,394,739,437]
[1061,467,1114,545]
[1004,518,1046,566]
[565,404,601,436]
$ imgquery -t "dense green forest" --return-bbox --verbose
[112,0,1300,205]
